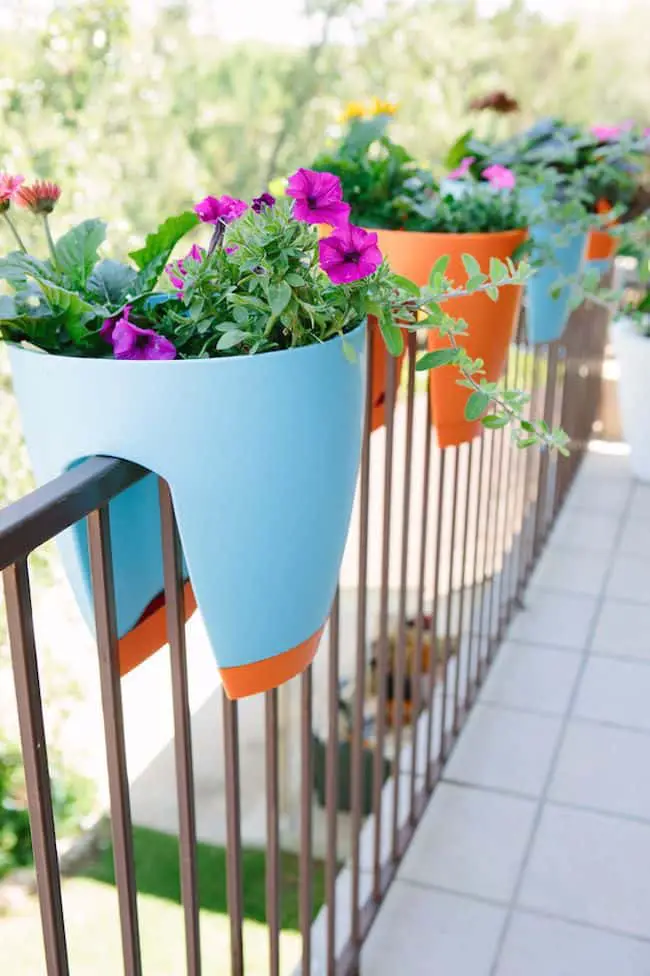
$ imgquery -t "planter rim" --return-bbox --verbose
[373,226,527,243]
[7,319,366,368]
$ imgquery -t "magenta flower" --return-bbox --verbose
[166,244,205,297]
[100,305,176,360]
[482,163,516,190]
[318,223,382,284]
[447,156,475,180]
[194,195,247,225]
[252,192,276,213]
[591,124,628,142]
[286,168,350,227]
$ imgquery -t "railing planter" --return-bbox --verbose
[8,325,366,698]
[423,228,527,446]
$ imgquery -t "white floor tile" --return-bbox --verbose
[618,516,650,558]
[361,882,505,976]
[359,775,414,871]
[627,484,650,522]
[591,599,650,661]
[579,451,632,482]
[399,782,535,901]
[507,590,598,650]
[480,642,581,715]
[497,911,650,976]
[574,657,650,732]
[550,721,650,821]
[565,478,630,516]
[549,510,621,554]
[444,704,562,797]
[606,554,650,604]
[531,548,609,597]
[520,805,650,938]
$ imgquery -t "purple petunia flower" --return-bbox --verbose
[318,223,382,284]
[252,192,276,213]
[286,168,350,228]
[194,194,248,225]
[166,244,205,297]
[100,305,176,360]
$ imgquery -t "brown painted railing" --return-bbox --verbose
[0,299,609,976]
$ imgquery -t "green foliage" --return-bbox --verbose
[0,737,94,878]
[311,112,438,230]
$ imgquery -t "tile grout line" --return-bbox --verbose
[487,472,636,976]
[380,874,650,947]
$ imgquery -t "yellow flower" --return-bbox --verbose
[371,97,399,117]
[340,101,367,122]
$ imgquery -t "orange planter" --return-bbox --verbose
[426,229,526,447]
[118,582,197,677]
[587,199,616,264]
[375,227,526,447]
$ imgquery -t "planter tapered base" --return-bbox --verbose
[220,626,323,700]
[118,581,197,676]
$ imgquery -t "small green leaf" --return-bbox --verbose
[489,257,507,283]
[428,255,450,287]
[520,420,535,433]
[378,309,404,356]
[486,285,499,302]
[415,348,459,371]
[481,414,509,429]
[342,338,357,363]
[285,272,307,287]
[466,273,487,291]
[55,219,106,286]
[516,436,538,449]
[464,390,490,421]
[462,253,482,279]
[391,273,421,296]
[217,329,248,351]
[267,280,292,317]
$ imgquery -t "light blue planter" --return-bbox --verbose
[586,257,612,279]
[525,222,588,345]
[9,324,366,696]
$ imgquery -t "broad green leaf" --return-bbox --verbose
[0,295,18,319]
[464,390,490,421]
[461,253,482,279]
[428,255,450,287]
[217,329,248,351]
[38,281,106,343]
[54,219,106,285]
[87,260,138,305]
[267,280,292,317]
[0,253,53,288]
[130,211,200,291]
[481,414,509,429]
[415,348,459,371]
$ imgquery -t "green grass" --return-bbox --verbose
[1,826,326,975]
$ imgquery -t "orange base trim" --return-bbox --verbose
[220,626,324,700]
[118,581,197,677]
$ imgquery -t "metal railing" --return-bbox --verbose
[0,298,610,976]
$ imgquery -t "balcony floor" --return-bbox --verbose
[362,446,650,975]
